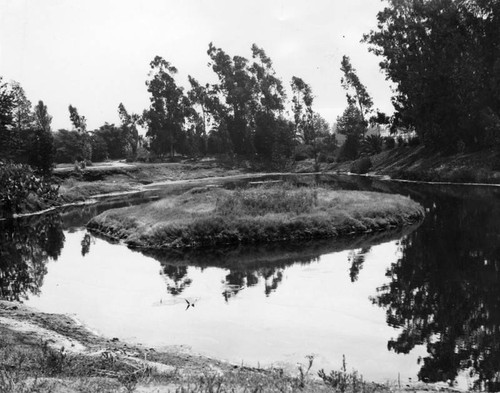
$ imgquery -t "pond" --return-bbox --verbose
[2,174,500,387]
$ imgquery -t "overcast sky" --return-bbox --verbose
[0,0,392,131]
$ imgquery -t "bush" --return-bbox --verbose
[0,162,59,217]
[385,136,395,149]
[408,136,421,147]
[294,144,314,161]
[361,135,383,156]
[350,157,372,174]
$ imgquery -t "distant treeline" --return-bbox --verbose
[1,0,499,175]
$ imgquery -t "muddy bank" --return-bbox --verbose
[0,300,470,392]
[0,300,342,392]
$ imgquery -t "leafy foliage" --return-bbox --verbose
[143,56,192,158]
[340,56,373,123]
[365,0,500,151]
[0,162,59,216]
[349,157,372,174]
[361,134,384,156]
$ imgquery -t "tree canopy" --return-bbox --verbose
[364,0,500,151]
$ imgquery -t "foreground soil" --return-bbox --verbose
[0,300,467,393]
[87,185,424,250]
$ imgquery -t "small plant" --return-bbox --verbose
[350,157,372,174]
[297,355,315,388]
[384,136,395,149]
[0,161,59,217]
[408,136,420,147]
[318,355,375,393]
[361,135,383,156]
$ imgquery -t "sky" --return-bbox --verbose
[0,0,393,131]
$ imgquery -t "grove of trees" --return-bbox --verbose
[2,0,499,175]
[365,0,500,152]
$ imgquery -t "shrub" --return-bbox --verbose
[350,157,372,174]
[385,136,395,149]
[408,136,421,147]
[0,162,59,216]
[294,144,314,161]
[361,135,383,156]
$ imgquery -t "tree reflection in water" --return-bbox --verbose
[160,265,193,296]
[348,247,371,283]
[222,267,284,301]
[0,213,64,301]
[372,191,500,389]
[142,225,417,304]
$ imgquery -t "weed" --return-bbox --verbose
[318,355,378,393]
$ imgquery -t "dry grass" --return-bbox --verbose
[59,179,138,202]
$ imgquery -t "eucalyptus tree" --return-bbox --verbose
[0,77,16,160]
[68,105,91,162]
[143,56,192,158]
[207,43,261,156]
[336,103,366,161]
[187,76,212,155]
[364,0,500,151]
[340,55,373,127]
[11,81,34,132]
[34,100,52,132]
[250,44,292,165]
[31,100,54,174]
[290,76,314,145]
[118,103,140,158]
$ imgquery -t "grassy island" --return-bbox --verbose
[87,184,424,250]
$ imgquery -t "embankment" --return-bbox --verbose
[329,146,500,184]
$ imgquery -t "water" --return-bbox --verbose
[2,174,500,387]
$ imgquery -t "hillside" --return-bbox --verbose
[329,146,500,184]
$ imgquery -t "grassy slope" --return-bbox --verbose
[87,185,424,250]
[56,161,248,203]
[329,146,500,184]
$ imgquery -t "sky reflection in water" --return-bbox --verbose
[3,174,500,386]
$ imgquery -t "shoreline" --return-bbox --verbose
[0,299,470,392]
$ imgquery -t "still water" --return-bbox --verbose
[2,175,500,387]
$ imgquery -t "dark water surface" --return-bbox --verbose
[2,174,500,387]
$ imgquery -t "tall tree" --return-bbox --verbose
[0,77,15,160]
[68,105,86,132]
[68,105,91,162]
[11,81,34,132]
[364,0,500,151]
[336,103,366,161]
[291,76,314,144]
[340,55,373,132]
[207,43,256,155]
[187,76,211,155]
[34,100,52,132]
[118,103,140,158]
[143,56,192,158]
[250,44,285,115]
[30,100,54,174]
